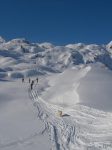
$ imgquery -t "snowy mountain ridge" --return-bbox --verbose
[0,36,112,78]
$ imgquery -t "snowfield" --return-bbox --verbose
[31,65,112,150]
[0,80,51,150]
[0,37,112,149]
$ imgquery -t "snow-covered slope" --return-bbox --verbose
[0,36,112,79]
[30,65,112,150]
[1,36,112,150]
[0,79,51,150]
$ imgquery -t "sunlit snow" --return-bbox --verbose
[0,37,112,150]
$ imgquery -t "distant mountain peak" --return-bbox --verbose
[38,42,54,49]
[106,41,112,49]
[0,36,6,43]
[10,38,30,44]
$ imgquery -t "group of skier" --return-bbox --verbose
[22,77,38,90]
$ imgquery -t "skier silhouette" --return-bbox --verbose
[29,78,31,83]
[22,78,24,83]
[36,77,38,83]
[31,83,33,90]
[30,80,34,90]
[32,80,34,84]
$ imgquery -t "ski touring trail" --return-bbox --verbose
[0,80,51,150]
[29,74,112,150]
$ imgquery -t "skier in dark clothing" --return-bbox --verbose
[32,80,34,84]
[30,80,34,90]
[22,78,24,83]
[29,78,31,83]
[31,83,33,90]
[36,77,38,83]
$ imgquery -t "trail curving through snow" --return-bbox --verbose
[29,72,112,150]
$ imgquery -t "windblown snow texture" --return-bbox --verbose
[29,71,112,150]
[0,37,112,78]
[1,36,112,150]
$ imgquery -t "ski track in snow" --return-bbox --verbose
[1,38,112,150]
[0,131,44,149]
[1,66,112,150]
[29,75,112,150]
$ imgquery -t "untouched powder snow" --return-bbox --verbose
[41,66,91,108]
[78,64,112,112]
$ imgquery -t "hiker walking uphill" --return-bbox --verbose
[29,78,31,83]
[36,77,38,83]
[30,80,34,90]
[22,78,24,83]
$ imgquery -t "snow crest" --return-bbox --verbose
[0,37,112,79]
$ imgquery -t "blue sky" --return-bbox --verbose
[0,0,112,45]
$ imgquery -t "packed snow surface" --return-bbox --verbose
[0,80,51,150]
[31,65,112,150]
[0,37,112,150]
